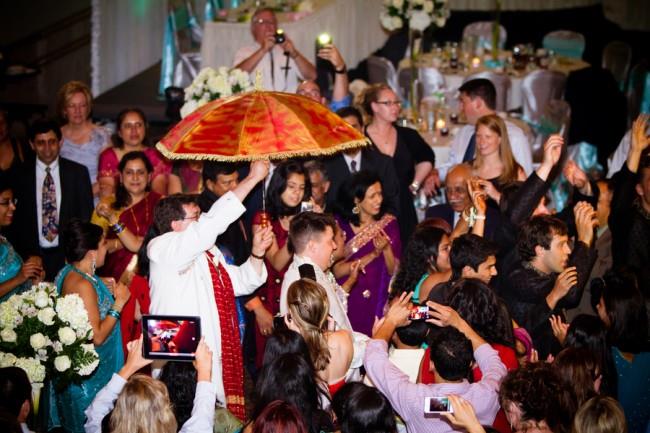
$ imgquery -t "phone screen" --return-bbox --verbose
[142,315,201,361]
[424,396,452,413]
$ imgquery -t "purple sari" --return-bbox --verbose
[336,214,401,336]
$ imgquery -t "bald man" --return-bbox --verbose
[296,43,350,111]
[425,163,500,239]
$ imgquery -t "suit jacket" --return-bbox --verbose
[8,157,93,258]
[324,148,401,217]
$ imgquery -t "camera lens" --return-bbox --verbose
[274,29,285,44]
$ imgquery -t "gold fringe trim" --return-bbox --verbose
[155,137,371,162]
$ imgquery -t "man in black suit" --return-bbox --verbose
[324,107,400,217]
[425,163,499,240]
[8,119,93,280]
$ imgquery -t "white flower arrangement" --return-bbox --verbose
[380,0,450,32]
[180,67,254,118]
[0,283,99,388]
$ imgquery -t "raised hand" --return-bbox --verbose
[549,314,569,345]
[317,44,345,70]
[467,179,488,215]
[425,301,462,329]
[384,290,412,329]
[113,282,131,309]
[119,336,153,379]
[193,337,213,382]
[252,225,274,257]
[547,267,578,309]
[249,159,270,182]
[543,134,564,167]
[474,178,500,204]
[574,201,598,246]
[631,114,650,154]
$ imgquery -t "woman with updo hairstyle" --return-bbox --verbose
[97,108,171,198]
[332,382,397,433]
[285,278,353,397]
[49,219,130,433]
[359,83,436,243]
[333,170,401,336]
[248,353,333,433]
[250,160,313,365]
[572,396,627,433]
[252,400,308,433]
[391,225,451,305]
[471,114,526,204]
[57,80,111,197]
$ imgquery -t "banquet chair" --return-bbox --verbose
[531,99,571,162]
[602,41,632,90]
[367,55,400,95]
[462,21,507,51]
[521,70,567,128]
[463,71,511,112]
[542,30,585,59]
[626,60,650,126]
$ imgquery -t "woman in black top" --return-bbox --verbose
[360,84,436,243]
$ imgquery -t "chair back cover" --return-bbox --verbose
[542,30,585,59]
[462,21,507,50]
[463,71,511,112]
[626,60,650,125]
[531,99,571,161]
[367,55,400,94]
[521,69,567,127]
[602,41,632,89]
[419,67,446,97]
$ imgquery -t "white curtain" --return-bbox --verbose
[91,0,167,96]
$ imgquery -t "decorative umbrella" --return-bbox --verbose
[156,90,369,161]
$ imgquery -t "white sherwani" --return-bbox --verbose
[280,255,352,331]
[148,191,267,405]
[439,121,533,179]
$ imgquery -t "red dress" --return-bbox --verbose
[252,213,290,367]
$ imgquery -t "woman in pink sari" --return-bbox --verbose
[334,170,401,336]
[97,108,170,198]
[92,151,161,283]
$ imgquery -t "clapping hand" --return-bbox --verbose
[373,229,391,254]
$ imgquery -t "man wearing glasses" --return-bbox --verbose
[234,8,316,92]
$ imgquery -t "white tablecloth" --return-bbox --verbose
[201,0,388,72]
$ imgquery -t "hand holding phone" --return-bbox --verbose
[142,315,201,361]
[424,396,453,414]
[409,306,429,321]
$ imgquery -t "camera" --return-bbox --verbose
[274,29,286,44]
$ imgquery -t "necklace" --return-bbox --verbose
[72,265,97,284]
[128,194,149,235]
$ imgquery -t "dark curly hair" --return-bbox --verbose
[517,215,568,262]
[391,226,448,301]
[266,160,311,219]
[112,151,153,210]
[447,278,514,348]
[334,170,385,226]
[499,363,576,433]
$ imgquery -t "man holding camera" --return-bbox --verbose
[234,8,316,92]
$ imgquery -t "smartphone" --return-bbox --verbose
[316,33,332,51]
[409,306,429,321]
[142,315,201,361]
[424,396,453,414]
[300,201,314,212]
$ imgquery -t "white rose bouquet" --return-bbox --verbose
[180,66,254,118]
[0,283,99,389]
[379,0,450,32]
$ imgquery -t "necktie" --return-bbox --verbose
[350,160,358,173]
[42,167,58,242]
[462,133,477,162]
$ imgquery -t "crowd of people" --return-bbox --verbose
[1,6,649,433]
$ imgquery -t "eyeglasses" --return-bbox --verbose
[375,100,402,107]
[183,213,200,221]
[0,198,17,206]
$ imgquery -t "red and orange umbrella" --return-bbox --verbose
[156,91,369,161]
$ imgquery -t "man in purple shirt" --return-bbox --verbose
[364,294,507,433]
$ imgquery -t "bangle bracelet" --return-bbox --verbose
[111,222,125,234]
[334,65,347,74]
[107,309,121,320]
[251,252,265,260]
[474,215,486,220]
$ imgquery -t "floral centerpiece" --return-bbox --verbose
[0,282,99,397]
[379,0,450,33]
[180,67,254,118]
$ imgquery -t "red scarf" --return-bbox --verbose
[205,251,246,421]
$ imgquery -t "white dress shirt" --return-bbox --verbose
[343,152,362,173]
[35,158,62,248]
[440,121,533,180]
[147,191,267,404]
[234,44,300,92]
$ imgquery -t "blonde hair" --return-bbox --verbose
[473,114,522,184]
[572,396,626,433]
[57,80,93,121]
[286,278,331,372]
[357,83,393,121]
[110,374,178,433]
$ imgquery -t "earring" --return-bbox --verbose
[91,255,96,275]
[352,205,359,214]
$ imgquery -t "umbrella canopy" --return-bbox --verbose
[156,91,369,161]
